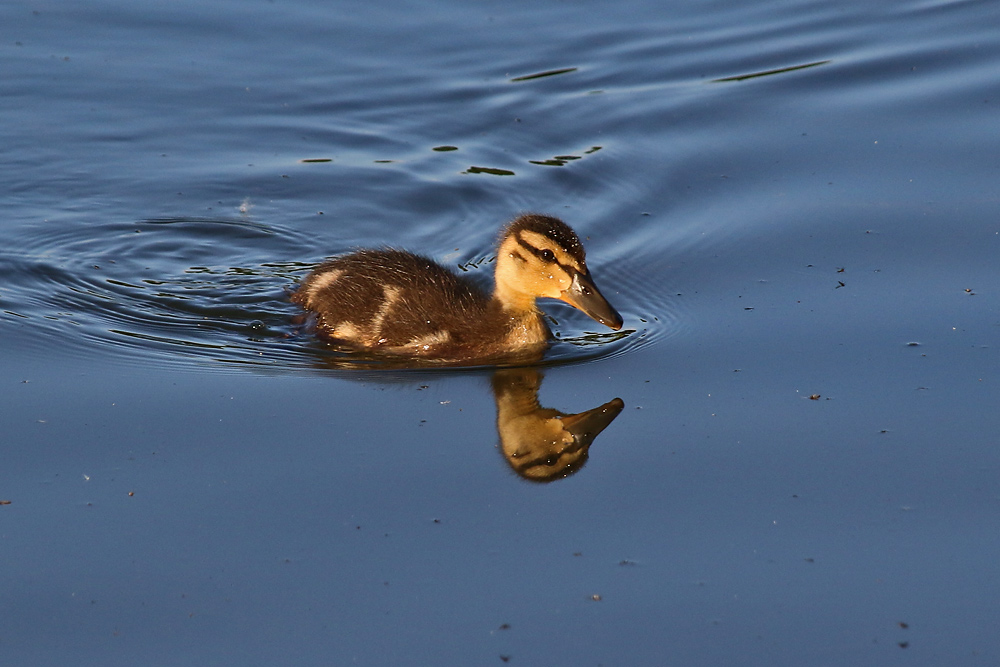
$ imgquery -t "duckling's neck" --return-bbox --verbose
[490,279,551,349]
[492,279,540,318]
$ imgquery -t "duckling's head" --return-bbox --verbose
[494,214,623,330]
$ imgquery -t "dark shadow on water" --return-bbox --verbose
[711,59,831,82]
[509,67,578,82]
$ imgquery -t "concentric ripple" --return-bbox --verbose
[0,216,670,373]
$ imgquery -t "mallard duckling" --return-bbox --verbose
[292,214,622,361]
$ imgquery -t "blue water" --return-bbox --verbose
[3,0,1000,664]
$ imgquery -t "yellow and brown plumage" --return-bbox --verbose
[291,214,622,362]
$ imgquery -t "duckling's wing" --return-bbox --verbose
[294,250,492,351]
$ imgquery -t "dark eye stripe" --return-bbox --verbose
[516,234,576,272]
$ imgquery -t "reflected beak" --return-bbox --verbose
[560,397,626,446]
[559,271,624,330]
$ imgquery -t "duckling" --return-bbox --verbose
[291,214,623,362]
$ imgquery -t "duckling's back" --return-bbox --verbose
[292,249,547,360]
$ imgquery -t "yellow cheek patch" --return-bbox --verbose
[547,268,572,290]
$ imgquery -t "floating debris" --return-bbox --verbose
[510,67,577,82]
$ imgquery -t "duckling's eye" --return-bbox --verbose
[540,249,555,262]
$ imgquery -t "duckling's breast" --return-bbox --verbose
[293,250,548,360]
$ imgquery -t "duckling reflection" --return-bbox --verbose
[493,367,624,482]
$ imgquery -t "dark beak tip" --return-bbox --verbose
[563,272,624,331]
[598,309,624,331]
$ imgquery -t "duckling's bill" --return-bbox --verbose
[558,271,624,330]
[559,397,626,443]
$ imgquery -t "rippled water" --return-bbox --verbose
[4,0,1000,664]
[1,213,662,371]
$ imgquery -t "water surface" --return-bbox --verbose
[3,0,1000,664]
